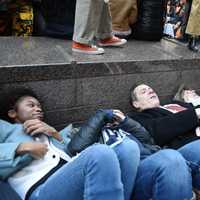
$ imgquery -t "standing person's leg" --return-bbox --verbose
[97,2,127,47]
[178,140,200,198]
[185,0,200,36]
[133,149,193,200]
[109,0,137,36]
[185,0,200,52]
[73,0,104,45]
[113,137,140,200]
[72,0,105,54]
[29,144,124,200]
[96,2,112,40]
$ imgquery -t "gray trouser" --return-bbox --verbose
[73,0,112,44]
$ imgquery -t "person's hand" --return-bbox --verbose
[16,142,48,159]
[195,127,200,137]
[195,108,200,119]
[23,119,62,141]
[112,110,126,122]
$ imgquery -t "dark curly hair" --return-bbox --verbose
[0,87,40,123]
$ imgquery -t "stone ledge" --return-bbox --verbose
[0,37,200,128]
[1,59,200,84]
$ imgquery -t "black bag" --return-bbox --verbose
[0,11,12,35]
[34,0,76,39]
[131,0,166,41]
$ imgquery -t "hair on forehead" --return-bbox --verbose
[129,83,145,107]
[0,87,41,122]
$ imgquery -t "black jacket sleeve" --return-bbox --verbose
[117,117,154,144]
[129,108,199,146]
[67,110,110,156]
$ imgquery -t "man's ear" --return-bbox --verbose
[132,100,140,109]
[8,109,17,120]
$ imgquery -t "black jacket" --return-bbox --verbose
[118,117,161,159]
[67,110,112,156]
[128,101,199,149]
[68,109,160,159]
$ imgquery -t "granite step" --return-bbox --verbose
[0,37,199,129]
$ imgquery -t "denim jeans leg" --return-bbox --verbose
[178,140,200,190]
[113,137,140,200]
[0,181,21,200]
[133,149,193,200]
[29,144,124,200]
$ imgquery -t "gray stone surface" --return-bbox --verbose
[0,37,74,66]
[0,79,77,110]
[0,37,199,68]
[0,36,200,128]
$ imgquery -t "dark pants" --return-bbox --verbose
[0,180,21,200]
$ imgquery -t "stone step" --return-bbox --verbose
[0,37,200,129]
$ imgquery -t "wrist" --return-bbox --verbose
[119,116,127,123]
[51,131,63,141]
[16,142,32,155]
[195,108,200,119]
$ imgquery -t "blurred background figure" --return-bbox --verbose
[163,0,191,41]
[11,0,33,36]
[0,0,34,36]
[185,0,200,52]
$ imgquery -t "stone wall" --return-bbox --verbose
[1,59,200,130]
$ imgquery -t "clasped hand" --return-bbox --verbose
[16,119,62,159]
[23,119,57,137]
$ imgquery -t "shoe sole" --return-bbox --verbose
[72,48,104,55]
[98,39,127,47]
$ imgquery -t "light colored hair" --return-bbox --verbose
[173,84,192,102]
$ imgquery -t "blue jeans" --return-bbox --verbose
[178,139,200,190]
[29,139,140,200]
[0,181,21,200]
[133,149,193,200]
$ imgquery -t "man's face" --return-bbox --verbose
[132,84,160,111]
[9,96,43,123]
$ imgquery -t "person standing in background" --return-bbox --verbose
[72,0,127,55]
[109,0,138,38]
[185,0,200,52]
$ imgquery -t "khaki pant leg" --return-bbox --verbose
[109,0,137,31]
[73,0,105,44]
[186,0,200,36]
[96,2,112,39]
